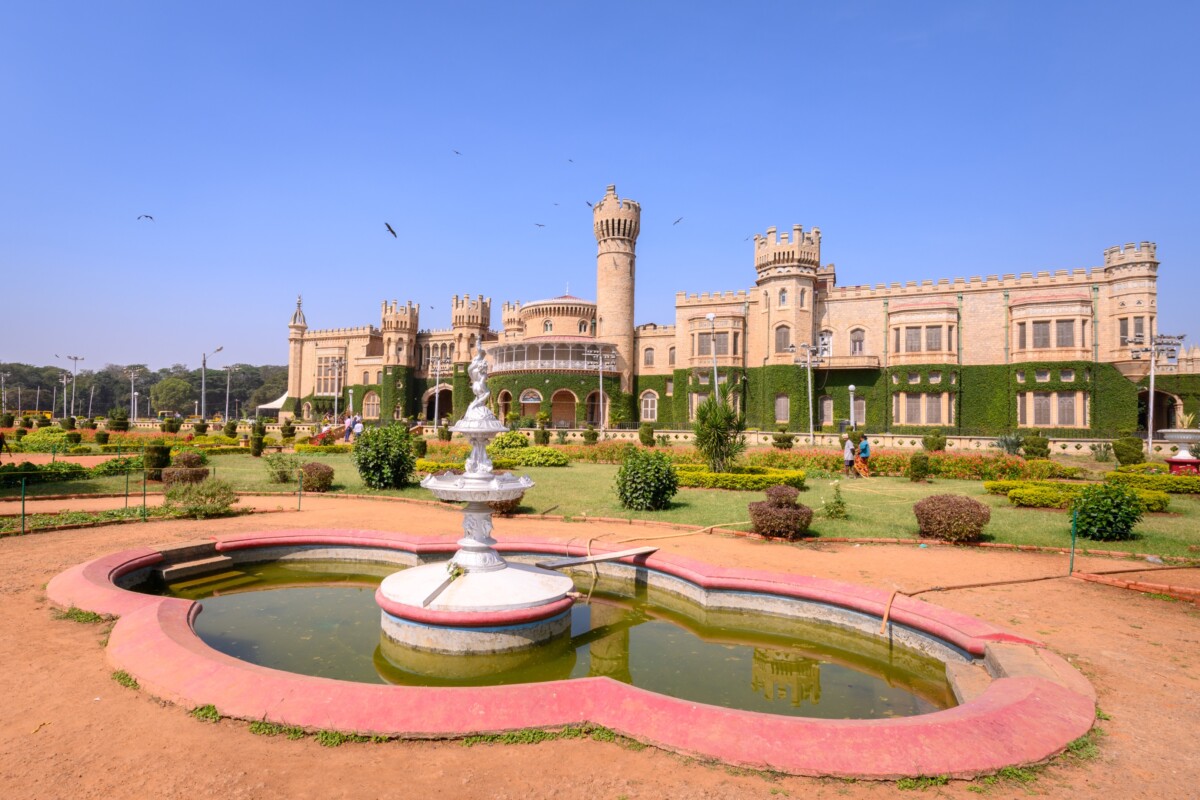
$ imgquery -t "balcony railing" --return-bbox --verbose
[823,355,881,369]
[491,358,616,374]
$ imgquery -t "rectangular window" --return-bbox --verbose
[1134,317,1144,343]
[774,394,789,423]
[1056,319,1075,348]
[948,393,955,425]
[905,327,922,352]
[1018,393,1027,425]
[665,379,673,396]
[698,333,712,356]
[1080,320,1088,348]
[732,332,739,355]
[947,325,955,352]
[1057,393,1075,427]
[905,394,922,424]
[1034,392,1052,426]
[892,393,900,421]
[894,328,901,353]
[925,326,942,352]
[926,393,941,424]
[1119,318,1129,346]
[714,332,729,355]
[1032,321,1051,349]
[641,394,657,422]
[1018,322,1027,350]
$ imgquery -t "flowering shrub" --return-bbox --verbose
[912,494,991,542]
[351,425,417,489]
[748,485,814,540]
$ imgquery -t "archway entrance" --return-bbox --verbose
[1138,389,1183,436]
[424,388,453,425]
[551,390,577,428]
[585,390,607,428]
[497,390,512,422]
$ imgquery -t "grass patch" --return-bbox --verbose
[896,775,949,790]
[285,726,306,740]
[1065,728,1104,760]
[248,721,284,736]
[1144,593,1179,602]
[111,670,139,690]
[53,607,105,624]
[461,724,634,748]
[190,704,220,723]
[1,505,176,534]
[314,729,370,747]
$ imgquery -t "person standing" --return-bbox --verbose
[343,414,353,443]
[858,434,871,476]
[0,430,11,459]
[841,434,855,478]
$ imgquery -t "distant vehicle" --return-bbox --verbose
[157,411,176,421]
[20,410,52,420]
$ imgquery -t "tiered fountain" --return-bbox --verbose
[375,347,575,671]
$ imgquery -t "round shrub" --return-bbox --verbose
[64,432,82,445]
[280,420,296,438]
[94,431,109,445]
[907,451,931,482]
[352,424,417,489]
[172,450,207,468]
[300,461,334,492]
[1022,430,1050,460]
[489,431,529,452]
[912,494,991,542]
[410,437,428,458]
[162,465,210,488]
[36,416,52,428]
[1112,437,1145,467]
[615,449,678,511]
[582,425,599,445]
[1071,482,1144,541]
[69,445,92,454]
[0,413,13,427]
[748,485,814,540]
[61,416,76,431]
[510,446,569,467]
[771,428,796,450]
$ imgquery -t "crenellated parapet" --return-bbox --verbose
[380,299,420,333]
[676,289,752,307]
[452,294,491,329]
[821,267,1107,299]
[1104,241,1157,268]
[754,225,821,275]
[593,184,641,242]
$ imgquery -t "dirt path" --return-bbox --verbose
[1,496,1197,799]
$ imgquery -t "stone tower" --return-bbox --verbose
[753,225,821,353]
[286,295,307,410]
[380,299,419,367]
[1103,241,1158,364]
[451,294,491,360]
[593,184,641,389]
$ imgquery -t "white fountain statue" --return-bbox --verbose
[376,346,575,661]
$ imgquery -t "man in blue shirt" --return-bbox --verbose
[858,434,871,476]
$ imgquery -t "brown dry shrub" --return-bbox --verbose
[912,494,991,542]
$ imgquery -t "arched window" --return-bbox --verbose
[376,370,382,384]
[519,389,542,418]
[799,288,806,308]
[362,371,369,384]
[778,288,788,307]
[774,393,790,423]
[668,347,676,366]
[640,391,658,422]
[363,391,381,419]
[850,329,865,356]
[543,319,553,333]
[820,395,834,426]
[302,402,313,420]
[643,348,655,366]
[818,330,832,357]
[578,320,588,334]
[774,325,792,354]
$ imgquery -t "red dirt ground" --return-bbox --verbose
[1,494,1198,799]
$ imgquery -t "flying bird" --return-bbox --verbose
[137,215,154,221]
[452,149,462,155]
[585,201,593,208]
[385,223,397,238]
[567,159,574,163]
[673,217,683,225]
[534,223,545,227]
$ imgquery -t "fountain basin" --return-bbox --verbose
[47,528,1096,779]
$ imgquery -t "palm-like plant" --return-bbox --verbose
[692,395,746,473]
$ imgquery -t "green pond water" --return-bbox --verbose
[148,560,957,719]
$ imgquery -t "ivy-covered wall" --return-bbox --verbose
[1140,373,1200,422]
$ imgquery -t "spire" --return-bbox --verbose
[290,294,307,328]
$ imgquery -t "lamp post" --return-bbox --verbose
[788,343,824,445]
[431,356,448,426]
[56,355,84,417]
[1130,332,1186,458]
[588,346,610,432]
[331,356,345,423]
[59,373,70,420]
[201,345,223,420]
[705,312,720,402]
[225,365,236,422]
[0,372,8,413]
[849,384,857,430]
[126,368,141,421]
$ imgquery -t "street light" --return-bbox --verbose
[788,342,825,445]
[133,392,139,422]
[849,384,857,430]
[59,373,71,420]
[331,356,346,423]
[430,356,449,426]
[587,346,612,432]
[201,345,223,420]
[705,312,720,402]
[125,368,141,422]
[56,355,85,417]
[1130,332,1186,458]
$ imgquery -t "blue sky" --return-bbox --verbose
[3,1,1197,370]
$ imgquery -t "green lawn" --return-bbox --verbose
[3,454,1197,558]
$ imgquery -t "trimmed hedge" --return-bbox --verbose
[748,485,813,540]
[1006,484,1170,513]
[912,494,991,542]
[295,444,353,454]
[1105,471,1200,494]
[415,457,518,473]
[674,464,806,491]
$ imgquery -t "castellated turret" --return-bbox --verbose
[452,294,491,360]
[501,301,523,342]
[380,300,420,366]
[594,184,641,389]
[287,295,308,410]
[754,225,821,278]
[753,226,821,357]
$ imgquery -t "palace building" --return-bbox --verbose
[282,185,1199,437]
